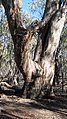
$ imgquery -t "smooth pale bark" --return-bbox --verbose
[1,0,67,98]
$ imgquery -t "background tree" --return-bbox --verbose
[1,0,67,99]
[53,25,67,93]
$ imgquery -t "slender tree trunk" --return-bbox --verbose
[1,0,67,99]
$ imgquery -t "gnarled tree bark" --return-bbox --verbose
[1,0,67,98]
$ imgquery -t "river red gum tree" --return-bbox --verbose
[1,0,67,98]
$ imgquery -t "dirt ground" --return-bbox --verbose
[0,93,67,119]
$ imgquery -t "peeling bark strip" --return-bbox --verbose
[1,0,67,98]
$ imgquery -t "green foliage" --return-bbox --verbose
[0,7,14,68]
[29,0,46,19]
[57,25,67,76]
[22,11,32,27]
[62,26,67,72]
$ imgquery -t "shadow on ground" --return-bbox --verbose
[0,93,67,119]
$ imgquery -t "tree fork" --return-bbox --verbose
[1,0,67,98]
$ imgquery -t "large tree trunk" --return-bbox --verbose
[1,0,67,99]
